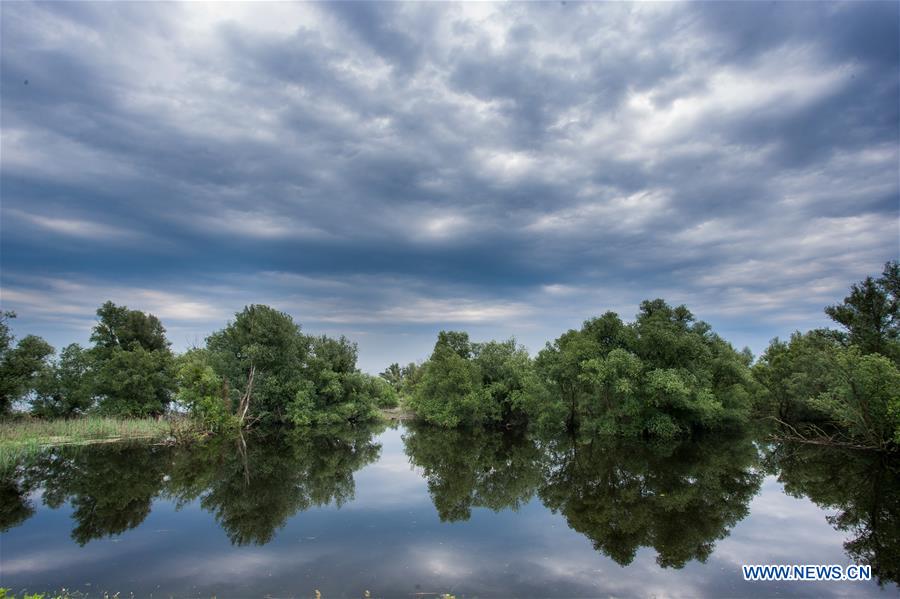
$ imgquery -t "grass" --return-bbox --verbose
[0,416,197,468]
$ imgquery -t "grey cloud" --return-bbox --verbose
[1,1,897,372]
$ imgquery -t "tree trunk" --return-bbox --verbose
[238,363,255,425]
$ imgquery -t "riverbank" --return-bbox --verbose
[379,406,416,422]
[0,416,197,469]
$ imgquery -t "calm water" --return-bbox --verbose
[1,423,898,598]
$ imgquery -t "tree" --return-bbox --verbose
[91,301,169,354]
[825,261,899,361]
[206,305,309,425]
[32,343,94,418]
[175,348,235,431]
[290,335,386,426]
[379,363,403,391]
[89,302,175,417]
[0,312,55,414]
[536,300,754,437]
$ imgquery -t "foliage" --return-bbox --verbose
[175,348,236,432]
[93,344,175,417]
[288,335,386,426]
[536,301,755,437]
[206,304,309,424]
[825,260,899,362]
[379,361,422,399]
[755,263,900,449]
[407,332,538,427]
[31,344,94,418]
[809,349,900,449]
[89,302,175,417]
[0,312,55,415]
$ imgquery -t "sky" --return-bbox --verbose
[1,1,898,374]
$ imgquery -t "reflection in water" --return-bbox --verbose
[402,424,544,521]
[166,425,383,545]
[766,442,900,586]
[0,462,35,532]
[22,442,171,545]
[3,424,383,546]
[2,422,898,592]
[538,433,763,568]
[402,425,764,569]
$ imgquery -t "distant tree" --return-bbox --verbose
[89,302,175,417]
[379,361,422,399]
[825,261,899,361]
[379,363,403,390]
[0,312,55,414]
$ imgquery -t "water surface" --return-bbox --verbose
[1,423,897,597]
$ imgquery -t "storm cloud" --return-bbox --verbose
[1,1,898,371]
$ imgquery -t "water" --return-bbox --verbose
[1,423,897,597]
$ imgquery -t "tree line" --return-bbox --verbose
[0,303,397,430]
[382,261,899,449]
[2,261,898,448]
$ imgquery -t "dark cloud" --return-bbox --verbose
[1,1,897,372]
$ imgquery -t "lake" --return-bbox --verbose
[1,423,897,598]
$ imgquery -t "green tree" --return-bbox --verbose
[0,312,55,414]
[408,332,540,428]
[536,301,754,437]
[289,335,387,425]
[89,302,175,416]
[206,305,310,425]
[379,363,403,390]
[31,343,94,417]
[407,331,482,427]
[175,348,236,431]
[91,301,169,354]
[825,261,899,361]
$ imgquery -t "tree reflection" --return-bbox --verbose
[0,463,35,532]
[766,442,900,587]
[165,424,383,545]
[538,433,763,568]
[24,443,170,544]
[5,424,382,546]
[403,423,544,521]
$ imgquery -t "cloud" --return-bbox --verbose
[1,1,897,371]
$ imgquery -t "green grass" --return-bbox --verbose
[0,416,197,468]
